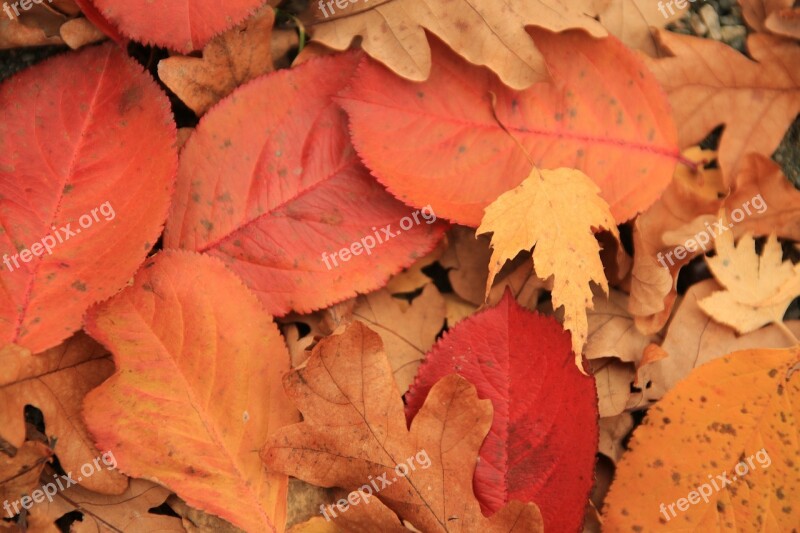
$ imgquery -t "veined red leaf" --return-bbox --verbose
[0,43,177,354]
[83,251,297,533]
[338,30,679,226]
[164,53,446,315]
[405,290,598,532]
[89,0,263,53]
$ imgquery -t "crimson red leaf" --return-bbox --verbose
[163,53,446,315]
[338,30,679,226]
[0,43,177,353]
[405,290,598,532]
[90,0,263,52]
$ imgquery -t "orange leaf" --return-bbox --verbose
[604,346,800,529]
[263,322,543,532]
[83,251,298,533]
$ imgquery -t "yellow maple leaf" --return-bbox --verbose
[477,167,618,366]
[699,226,800,334]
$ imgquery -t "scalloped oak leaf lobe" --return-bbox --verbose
[645,31,800,183]
[164,52,446,316]
[338,29,679,227]
[0,43,177,354]
[83,251,297,533]
[89,0,265,52]
[263,321,543,532]
[604,347,800,529]
[405,291,598,533]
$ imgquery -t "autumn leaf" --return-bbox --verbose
[90,0,265,52]
[604,346,800,529]
[339,29,679,226]
[739,0,793,32]
[83,251,298,533]
[638,279,800,403]
[263,321,544,532]
[699,231,800,334]
[305,0,606,90]
[644,30,800,183]
[477,167,618,361]
[587,0,688,55]
[405,291,598,532]
[0,43,177,354]
[765,7,800,39]
[0,334,127,494]
[0,441,53,508]
[164,52,446,316]
[158,5,277,116]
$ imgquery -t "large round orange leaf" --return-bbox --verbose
[0,43,177,354]
[83,251,297,533]
[338,30,680,226]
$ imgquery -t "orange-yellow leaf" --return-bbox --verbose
[83,251,298,533]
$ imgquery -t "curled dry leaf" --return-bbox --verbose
[699,231,800,334]
[164,52,445,316]
[0,43,177,354]
[478,167,618,362]
[339,29,679,226]
[263,322,544,532]
[306,0,606,90]
[645,31,800,184]
[158,6,277,116]
[83,251,298,533]
[0,334,127,494]
[59,17,107,49]
[405,292,598,532]
[604,347,800,530]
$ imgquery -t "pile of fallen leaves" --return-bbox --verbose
[1,0,799,531]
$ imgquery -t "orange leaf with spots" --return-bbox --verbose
[604,346,800,529]
[338,29,679,226]
[83,251,298,533]
[0,43,177,354]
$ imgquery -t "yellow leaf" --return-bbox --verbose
[477,167,618,364]
[699,229,800,334]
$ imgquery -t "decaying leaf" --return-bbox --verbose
[307,0,606,90]
[0,441,53,509]
[83,251,298,533]
[478,167,618,362]
[604,346,800,529]
[263,322,544,532]
[699,231,800,334]
[405,291,598,532]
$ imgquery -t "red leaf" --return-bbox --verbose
[89,0,263,52]
[338,30,680,226]
[0,43,177,353]
[404,290,599,532]
[163,53,446,315]
[73,0,127,46]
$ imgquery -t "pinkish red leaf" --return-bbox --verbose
[0,43,177,353]
[405,290,598,532]
[163,53,446,315]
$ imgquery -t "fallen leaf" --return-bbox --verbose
[603,346,800,529]
[83,251,298,533]
[59,17,106,49]
[699,231,800,334]
[598,413,634,463]
[0,16,63,48]
[439,227,493,306]
[404,291,598,532]
[385,240,445,294]
[644,31,800,183]
[0,43,177,354]
[306,0,606,89]
[158,6,277,116]
[0,334,127,494]
[765,7,800,39]
[0,441,53,510]
[739,0,793,32]
[90,0,265,52]
[263,322,544,532]
[588,0,688,55]
[164,52,445,316]
[477,167,618,361]
[339,29,679,226]
[351,285,446,394]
